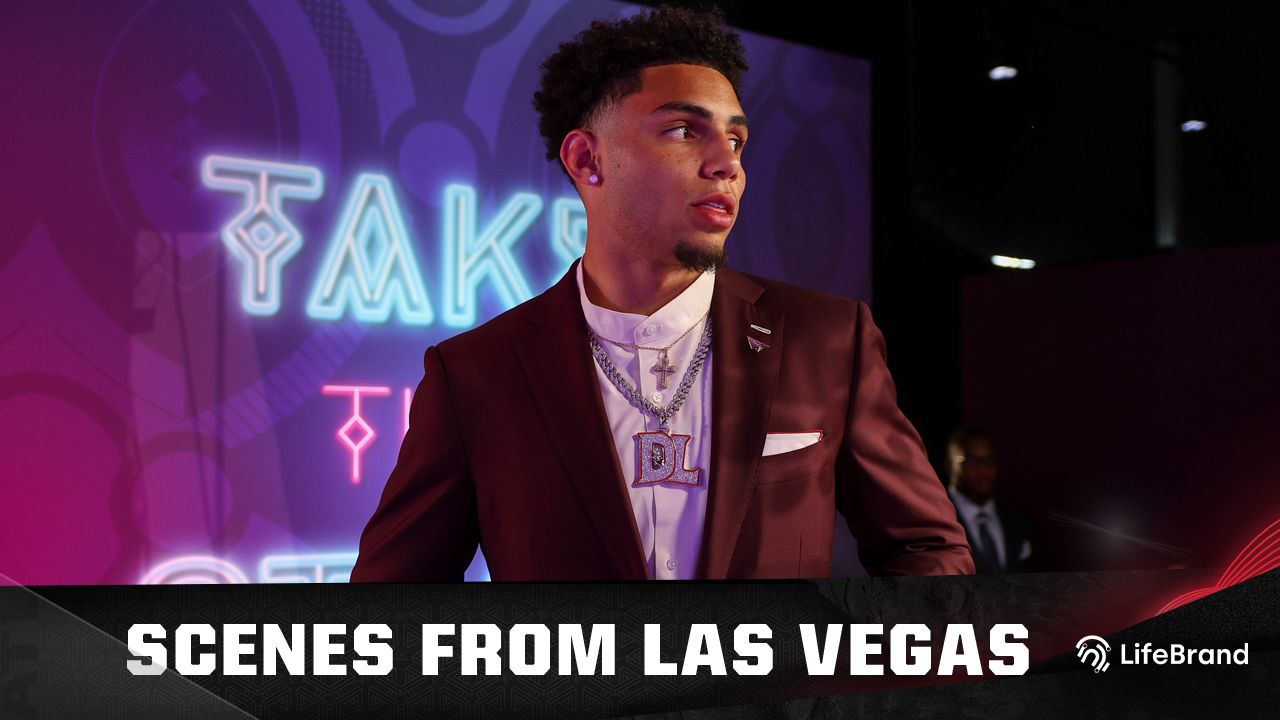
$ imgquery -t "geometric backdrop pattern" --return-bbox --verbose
[0,0,870,585]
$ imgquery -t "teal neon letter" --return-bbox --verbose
[442,184,541,327]
[201,155,324,315]
[307,174,433,325]
[550,197,587,271]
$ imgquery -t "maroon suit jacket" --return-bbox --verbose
[351,260,974,581]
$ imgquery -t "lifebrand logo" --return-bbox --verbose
[1076,634,1249,673]
[1075,635,1111,673]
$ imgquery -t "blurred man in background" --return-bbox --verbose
[946,426,1033,573]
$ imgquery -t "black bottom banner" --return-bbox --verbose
[1,567,1275,718]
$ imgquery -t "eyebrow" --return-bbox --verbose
[651,101,749,131]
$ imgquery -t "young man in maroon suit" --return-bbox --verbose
[351,7,974,581]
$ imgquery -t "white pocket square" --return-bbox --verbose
[761,431,824,457]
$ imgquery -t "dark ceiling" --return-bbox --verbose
[633,0,1280,460]
[642,1,1280,269]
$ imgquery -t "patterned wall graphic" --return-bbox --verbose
[1,0,871,585]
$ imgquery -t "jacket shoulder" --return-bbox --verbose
[733,269,866,319]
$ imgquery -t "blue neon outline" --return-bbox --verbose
[259,551,360,583]
[441,184,541,328]
[201,155,324,316]
[306,173,434,325]
[549,197,588,269]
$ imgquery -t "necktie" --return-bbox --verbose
[974,511,1002,572]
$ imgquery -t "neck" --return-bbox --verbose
[954,485,992,506]
[581,245,702,316]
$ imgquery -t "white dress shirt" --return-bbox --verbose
[577,261,714,580]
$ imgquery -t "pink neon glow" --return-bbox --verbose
[139,555,249,585]
[1158,515,1280,614]
[403,387,412,436]
[323,384,392,483]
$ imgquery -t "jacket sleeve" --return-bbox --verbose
[834,301,975,576]
[350,344,480,582]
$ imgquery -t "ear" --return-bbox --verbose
[559,129,599,187]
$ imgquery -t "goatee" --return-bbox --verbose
[674,240,728,273]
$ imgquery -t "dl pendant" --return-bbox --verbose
[632,431,702,486]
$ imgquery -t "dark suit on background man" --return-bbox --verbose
[350,259,973,581]
[945,426,1033,574]
[949,486,1032,574]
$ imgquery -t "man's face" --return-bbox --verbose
[591,63,747,271]
[952,436,998,502]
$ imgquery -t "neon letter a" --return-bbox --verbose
[308,174,433,325]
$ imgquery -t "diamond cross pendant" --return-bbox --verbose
[650,349,677,390]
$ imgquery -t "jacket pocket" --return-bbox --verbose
[755,437,830,485]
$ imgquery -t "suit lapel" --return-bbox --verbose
[512,261,649,580]
[697,267,784,579]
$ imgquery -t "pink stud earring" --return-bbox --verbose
[588,174,600,185]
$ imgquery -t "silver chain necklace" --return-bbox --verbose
[587,314,712,434]
[591,309,710,390]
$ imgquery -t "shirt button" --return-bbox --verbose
[651,391,663,404]
[666,558,678,571]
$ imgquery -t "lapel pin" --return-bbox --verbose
[749,324,772,335]
[747,337,769,353]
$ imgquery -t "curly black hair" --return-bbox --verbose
[532,5,748,181]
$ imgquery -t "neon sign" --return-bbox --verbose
[550,197,588,266]
[260,552,361,584]
[321,384,417,483]
[200,156,325,316]
[308,174,435,325]
[141,552,490,584]
[139,555,253,585]
[323,385,395,483]
[142,553,357,584]
[202,154,587,327]
[441,184,541,327]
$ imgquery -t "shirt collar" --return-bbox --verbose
[948,484,997,525]
[576,259,715,346]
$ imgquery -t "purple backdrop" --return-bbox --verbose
[1,0,871,585]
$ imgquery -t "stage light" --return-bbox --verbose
[1181,119,1206,132]
[990,255,1035,269]
[988,65,1018,81]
